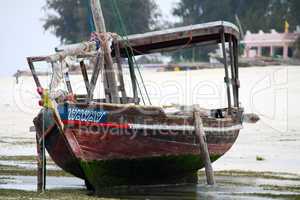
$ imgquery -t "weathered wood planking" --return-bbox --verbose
[119,21,239,56]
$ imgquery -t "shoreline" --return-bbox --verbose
[13,58,300,77]
[2,156,300,178]
[1,166,300,199]
[2,65,300,199]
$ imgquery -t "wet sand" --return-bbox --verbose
[0,66,300,199]
[1,171,300,199]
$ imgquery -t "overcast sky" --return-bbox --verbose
[0,0,179,76]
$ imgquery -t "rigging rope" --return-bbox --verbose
[85,0,96,33]
[110,0,152,105]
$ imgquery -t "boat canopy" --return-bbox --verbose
[54,21,240,57]
[27,21,240,109]
[118,21,240,56]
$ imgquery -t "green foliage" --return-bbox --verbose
[172,0,300,61]
[173,0,300,32]
[43,0,159,44]
[43,0,300,61]
[43,0,88,44]
[256,156,265,161]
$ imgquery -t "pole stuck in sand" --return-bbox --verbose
[37,110,46,193]
[193,106,215,185]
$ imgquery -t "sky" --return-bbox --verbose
[0,0,179,76]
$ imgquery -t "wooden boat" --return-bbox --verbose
[28,21,245,192]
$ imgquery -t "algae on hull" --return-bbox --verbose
[80,154,221,191]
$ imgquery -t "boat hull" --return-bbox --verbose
[64,125,238,189]
[79,154,220,191]
[34,110,85,179]
[34,103,242,191]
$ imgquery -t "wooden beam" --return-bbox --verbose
[64,72,73,94]
[27,58,42,88]
[64,63,73,94]
[90,0,106,32]
[89,52,104,101]
[128,56,138,104]
[233,38,240,107]
[37,138,45,193]
[51,43,98,62]
[220,28,232,110]
[229,36,238,107]
[36,112,46,193]
[79,61,90,95]
[102,66,111,103]
[113,37,127,102]
[193,106,215,185]
[90,0,120,104]
[103,40,120,104]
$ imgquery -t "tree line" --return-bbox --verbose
[43,0,300,59]
[173,0,300,33]
[43,0,159,44]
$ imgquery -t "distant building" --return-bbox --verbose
[242,29,300,59]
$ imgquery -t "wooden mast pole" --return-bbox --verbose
[90,0,120,103]
[90,0,106,32]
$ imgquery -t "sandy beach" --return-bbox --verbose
[1,66,300,199]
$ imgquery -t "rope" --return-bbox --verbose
[84,0,96,33]
[110,0,152,105]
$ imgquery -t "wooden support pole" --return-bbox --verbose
[37,137,44,192]
[27,58,42,88]
[90,0,120,104]
[37,112,46,193]
[90,0,106,32]
[64,71,73,94]
[102,65,111,103]
[89,52,105,101]
[233,38,240,107]
[128,56,138,104]
[103,41,121,104]
[220,29,232,111]
[80,61,91,95]
[229,36,238,107]
[113,37,127,103]
[193,106,215,185]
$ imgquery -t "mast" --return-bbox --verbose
[90,0,120,103]
[90,0,106,32]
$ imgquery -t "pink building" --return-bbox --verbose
[242,29,300,59]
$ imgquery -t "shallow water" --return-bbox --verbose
[0,176,84,191]
[1,174,300,199]
[0,66,300,199]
